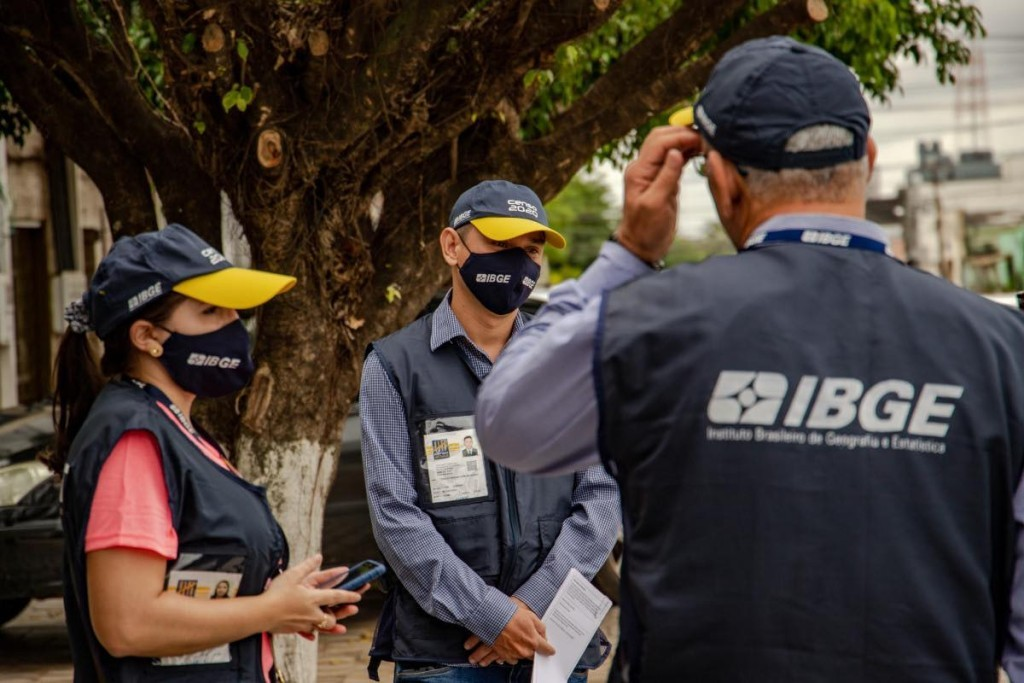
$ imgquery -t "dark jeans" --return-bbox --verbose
[393,662,588,683]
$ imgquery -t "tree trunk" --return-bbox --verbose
[234,433,339,681]
[226,195,358,679]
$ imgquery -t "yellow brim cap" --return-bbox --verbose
[470,216,567,250]
[172,267,297,309]
[669,106,694,127]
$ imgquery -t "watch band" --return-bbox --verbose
[607,233,666,271]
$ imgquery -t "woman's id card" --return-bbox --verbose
[156,552,244,666]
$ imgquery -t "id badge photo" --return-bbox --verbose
[157,552,246,666]
[419,414,490,505]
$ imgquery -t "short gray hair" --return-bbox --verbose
[741,125,869,204]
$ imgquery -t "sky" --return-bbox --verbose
[596,0,1024,238]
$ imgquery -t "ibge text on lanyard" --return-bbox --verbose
[744,228,891,256]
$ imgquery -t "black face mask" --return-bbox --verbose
[157,319,255,398]
[458,245,541,315]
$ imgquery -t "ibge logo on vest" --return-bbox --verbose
[705,370,964,454]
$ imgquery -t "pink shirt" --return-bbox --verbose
[85,413,274,682]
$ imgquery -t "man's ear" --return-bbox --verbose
[706,151,742,224]
[866,136,878,179]
[440,227,463,267]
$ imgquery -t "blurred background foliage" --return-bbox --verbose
[545,170,736,285]
[520,0,983,167]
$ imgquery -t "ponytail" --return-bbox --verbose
[47,292,186,476]
[47,330,105,474]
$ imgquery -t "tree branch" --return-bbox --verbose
[531,0,746,143]
[511,0,831,195]
[322,0,623,167]
[0,34,157,236]
[1,0,224,244]
[332,2,473,129]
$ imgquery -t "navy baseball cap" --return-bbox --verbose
[86,223,296,339]
[674,36,870,171]
[448,180,566,249]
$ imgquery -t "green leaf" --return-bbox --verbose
[385,283,402,304]
[236,39,249,61]
[181,32,197,54]
[193,118,206,134]
[221,89,239,112]
[238,86,254,104]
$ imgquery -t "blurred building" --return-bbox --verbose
[0,129,248,413]
[0,131,111,412]
[865,195,906,263]
[900,141,1024,290]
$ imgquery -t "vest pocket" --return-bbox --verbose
[538,516,564,555]
[431,513,501,579]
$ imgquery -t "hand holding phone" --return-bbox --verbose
[318,559,386,604]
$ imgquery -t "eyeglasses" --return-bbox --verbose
[691,153,708,177]
[690,151,748,178]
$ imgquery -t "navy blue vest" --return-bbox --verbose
[61,379,288,682]
[597,241,1024,682]
[368,314,605,671]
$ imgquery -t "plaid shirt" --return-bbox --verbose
[359,293,621,644]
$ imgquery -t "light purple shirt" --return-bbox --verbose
[476,214,1024,679]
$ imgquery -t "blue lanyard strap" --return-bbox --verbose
[744,228,889,254]
[130,378,199,437]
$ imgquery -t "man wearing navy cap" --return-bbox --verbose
[359,180,620,681]
[477,36,1024,681]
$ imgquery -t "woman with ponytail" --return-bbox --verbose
[54,224,362,682]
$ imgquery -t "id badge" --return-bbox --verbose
[156,552,245,666]
[421,415,489,504]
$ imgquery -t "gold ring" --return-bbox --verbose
[316,614,332,631]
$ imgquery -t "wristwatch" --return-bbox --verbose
[607,233,666,271]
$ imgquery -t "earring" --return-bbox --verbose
[150,346,163,358]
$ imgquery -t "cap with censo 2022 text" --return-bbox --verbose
[85,223,296,340]
[448,180,566,249]
[669,35,871,171]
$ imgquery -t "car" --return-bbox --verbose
[0,409,62,625]
[0,290,620,628]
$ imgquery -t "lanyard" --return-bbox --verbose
[129,378,237,472]
[744,228,889,255]
[130,378,199,438]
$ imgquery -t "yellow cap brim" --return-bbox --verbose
[669,106,694,127]
[470,216,567,250]
[173,267,297,309]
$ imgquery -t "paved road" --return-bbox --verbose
[0,597,618,682]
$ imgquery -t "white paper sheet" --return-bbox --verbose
[531,568,612,683]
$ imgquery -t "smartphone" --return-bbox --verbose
[321,559,386,592]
